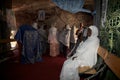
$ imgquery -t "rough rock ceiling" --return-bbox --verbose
[12,0,95,12]
[12,0,54,12]
[11,0,95,28]
[12,0,94,26]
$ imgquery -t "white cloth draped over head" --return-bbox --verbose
[73,25,99,67]
[48,24,60,57]
[60,25,100,80]
[48,26,58,43]
[89,25,98,38]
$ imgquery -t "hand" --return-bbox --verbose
[72,56,77,60]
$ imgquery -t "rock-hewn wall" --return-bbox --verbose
[15,7,93,29]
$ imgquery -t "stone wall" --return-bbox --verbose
[15,7,93,29]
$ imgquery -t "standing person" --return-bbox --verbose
[70,24,77,51]
[48,23,59,57]
[60,25,100,80]
[67,23,85,57]
[38,24,47,54]
[76,23,84,43]
[14,21,42,64]
[59,24,71,57]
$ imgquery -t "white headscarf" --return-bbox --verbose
[73,25,100,67]
[88,25,98,38]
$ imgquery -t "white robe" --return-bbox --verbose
[48,26,59,57]
[60,25,100,80]
[59,25,71,47]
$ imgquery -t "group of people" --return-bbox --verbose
[14,21,68,63]
[59,23,89,58]
[44,22,100,80]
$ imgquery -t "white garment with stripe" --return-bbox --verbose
[60,25,100,80]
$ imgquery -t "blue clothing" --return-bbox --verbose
[15,24,42,64]
[15,24,36,44]
[52,0,91,13]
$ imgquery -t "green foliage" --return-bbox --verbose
[100,0,120,57]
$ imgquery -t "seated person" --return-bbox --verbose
[60,25,100,80]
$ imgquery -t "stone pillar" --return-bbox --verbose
[0,0,12,53]
[94,0,102,29]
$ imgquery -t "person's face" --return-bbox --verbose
[87,28,92,37]
[79,23,84,30]
[81,23,84,27]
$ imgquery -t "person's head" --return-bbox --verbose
[87,25,98,37]
[32,22,38,29]
[79,23,84,29]
[66,24,71,30]
[80,23,84,27]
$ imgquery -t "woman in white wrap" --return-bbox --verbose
[48,23,59,57]
[60,25,100,80]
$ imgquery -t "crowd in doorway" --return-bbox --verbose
[14,19,99,80]
[14,20,93,63]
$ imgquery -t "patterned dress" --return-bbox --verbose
[15,24,42,64]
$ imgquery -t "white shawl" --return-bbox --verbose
[60,25,100,80]
[72,25,100,67]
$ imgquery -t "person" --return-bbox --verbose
[76,23,87,44]
[14,21,42,64]
[48,23,59,57]
[32,22,38,29]
[67,23,85,57]
[59,24,71,57]
[70,24,77,51]
[38,24,47,54]
[60,25,100,80]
